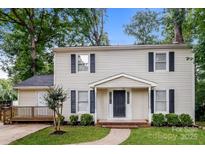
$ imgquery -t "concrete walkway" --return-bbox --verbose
[0,122,49,145]
[79,129,131,145]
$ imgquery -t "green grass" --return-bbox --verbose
[196,121,205,127]
[10,126,110,145]
[122,127,205,145]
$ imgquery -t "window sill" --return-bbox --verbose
[154,111,169,114]
[154,70,168,72]
[77,111,89,114]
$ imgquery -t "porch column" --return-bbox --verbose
[148,86,152,123]
[94,87,97,124]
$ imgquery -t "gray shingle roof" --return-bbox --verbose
[14,75,53,87]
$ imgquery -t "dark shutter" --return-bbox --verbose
[148,52,154,72]
[169,52,175,72]
[90,54,95,73]
[71,90,76,113]
[90,90,95,113]
[151,90,154,113]
[169,89,175,113]
[71,54,76,73]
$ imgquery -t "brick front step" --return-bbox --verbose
[97,120,150,128]
[102,125,139,129]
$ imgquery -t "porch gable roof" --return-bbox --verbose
[89,73,157,88]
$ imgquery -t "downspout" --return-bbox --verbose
[148,86,152,123]
[94,87,97,124]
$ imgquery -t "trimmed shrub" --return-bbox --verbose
[80,114,94,126]
[179,113,193,127]
[152,113,166,127]
[69,115,79,126]
[165,113,180,126]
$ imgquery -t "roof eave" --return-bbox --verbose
[89,73,157,88]
[53,44,191,53]
[13,86,54,90]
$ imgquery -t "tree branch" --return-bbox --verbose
[0,10,24,26]
[11,9,30,31]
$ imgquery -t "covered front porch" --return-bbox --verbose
[89,73,157,125]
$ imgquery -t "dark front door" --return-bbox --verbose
[113,90,126,117]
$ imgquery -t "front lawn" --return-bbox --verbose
[10,126,110,145]
[122,127,205,145]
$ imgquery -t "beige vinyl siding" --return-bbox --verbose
[18,89,47,106]
[132,88,149,120]
[96,89,108,119]
[54,48,194,119]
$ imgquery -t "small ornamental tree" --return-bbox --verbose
[44,86,67,133]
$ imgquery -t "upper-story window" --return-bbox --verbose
[78,54,88,72]
[155,53,167,71]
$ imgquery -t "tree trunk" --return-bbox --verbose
[30,9,37,75]
[53,110,57,131]
[31,35,37,75]
[57,117,61,131]
[173,23,184,44]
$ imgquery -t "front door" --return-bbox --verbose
[113,90,126,117]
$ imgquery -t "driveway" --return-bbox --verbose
[0,122,50,145]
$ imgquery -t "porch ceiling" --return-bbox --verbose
[89,73,157,88]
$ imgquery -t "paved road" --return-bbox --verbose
[78,129,131,145]
[0,122,49,145]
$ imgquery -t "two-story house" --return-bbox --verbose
[14,44,195,125]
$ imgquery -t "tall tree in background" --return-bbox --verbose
[162,8,191,44]
[82,8,109,46]
[0,9,74,82]
[0,9,70,76]
[124,10,160,45]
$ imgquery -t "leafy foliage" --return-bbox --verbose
[179,114,193,127]
[80,9,109,46]
[124,10,161,45]
[80,114,94,126]
[187,9,205,121]
[152,113,166,127]
[162,9,188,43]
[69,115,79,126]
[0,79,17,102]
[165,113,181,126]
[44,86,67,132]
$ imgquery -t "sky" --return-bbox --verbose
[0,8,163,79]
[105,8,163,45]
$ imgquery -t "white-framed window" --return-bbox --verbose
[78,91,88,112]
[155,53,167,71]
[155,90,168,113]
[78,54,89,72]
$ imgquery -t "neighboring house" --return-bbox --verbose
[14,44,195,124]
